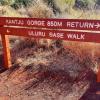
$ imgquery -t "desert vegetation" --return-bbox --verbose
[0,0,100,100]
[0,0,100,18]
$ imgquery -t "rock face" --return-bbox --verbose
[0,40,100,100]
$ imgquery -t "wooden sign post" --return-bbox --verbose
[1,34,12,68]
[0,17,100,82]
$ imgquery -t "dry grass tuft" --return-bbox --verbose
[63,41,100,73]
[0,5,24,17]
[26,1,55,18]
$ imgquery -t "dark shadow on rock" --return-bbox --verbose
[24,68,73,93]
[0,54,7,73]
[80,70,100,100]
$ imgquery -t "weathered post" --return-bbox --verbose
[1,35,12,68]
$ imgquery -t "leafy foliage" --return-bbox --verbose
[0,0,15,5]
[10,0,34,9]
[75,0,90,9]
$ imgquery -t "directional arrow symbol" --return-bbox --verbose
[7,29,10,33]
[94,23,100,28]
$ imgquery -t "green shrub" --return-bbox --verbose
[11,0,34,8]
[75,0,99,9]
[0,0,15,5]
[75,0,89,9]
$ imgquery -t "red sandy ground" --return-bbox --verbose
[0,40,100,100]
